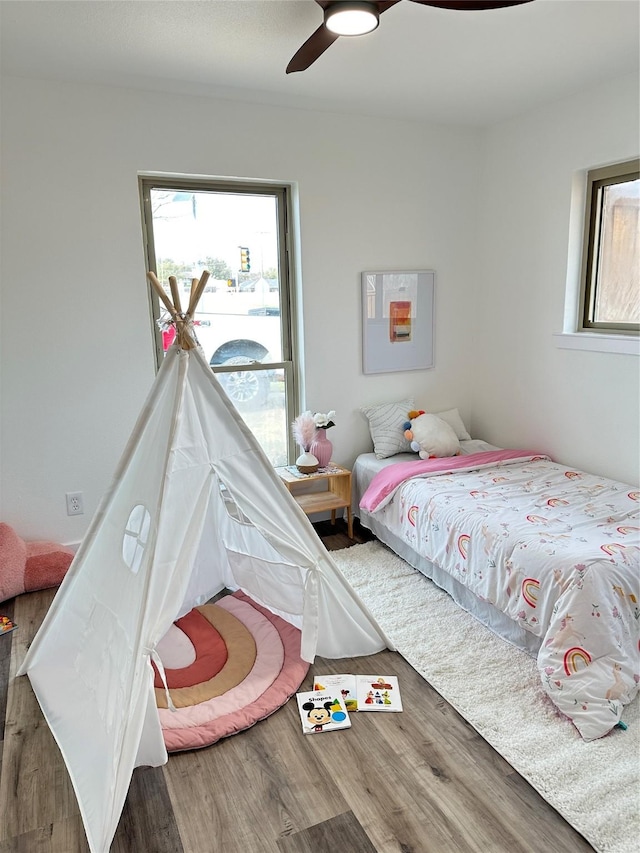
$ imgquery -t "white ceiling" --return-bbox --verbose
[1,0,638,127]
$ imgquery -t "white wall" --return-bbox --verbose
[473,73,639,485]
[0,77,479,541]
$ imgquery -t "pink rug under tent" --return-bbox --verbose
[152,590,309,752]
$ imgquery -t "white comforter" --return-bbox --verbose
[361,453,640,740]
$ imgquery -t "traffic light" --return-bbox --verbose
[227,278,236,288]
[240,247,251,272]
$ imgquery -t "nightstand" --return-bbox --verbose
[275,464,353,539]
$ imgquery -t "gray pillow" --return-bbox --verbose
[361,400,414,458]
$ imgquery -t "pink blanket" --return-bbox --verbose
[360,450,549,512]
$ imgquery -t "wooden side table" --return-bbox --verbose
[276,463,353,539]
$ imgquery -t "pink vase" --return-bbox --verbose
[310,429,333,469]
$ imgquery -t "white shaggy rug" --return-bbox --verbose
[332,540,639,853]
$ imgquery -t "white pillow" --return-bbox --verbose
[361,399,414,459]
[432,408,471,441]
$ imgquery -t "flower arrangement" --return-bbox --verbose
[292,411,318,452]
[292,410,336,451]
[313,410,336,430]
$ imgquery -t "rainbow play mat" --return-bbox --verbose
[153,590,309,752]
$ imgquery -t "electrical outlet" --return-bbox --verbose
[66,491,84,516]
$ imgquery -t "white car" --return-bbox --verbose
[165,288,281,407]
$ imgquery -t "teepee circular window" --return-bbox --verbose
[122,504,151,574]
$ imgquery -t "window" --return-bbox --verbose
[139,177,299,466]
[580,159,639,335]
[122,504,151,574]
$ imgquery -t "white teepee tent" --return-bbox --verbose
[18,271,391,853]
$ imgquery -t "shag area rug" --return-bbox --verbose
[332,540,639,853]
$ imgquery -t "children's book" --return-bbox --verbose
[296,689,351,734]
[1,615,17,635]
[312,674,358,712]
[355,675,403,712]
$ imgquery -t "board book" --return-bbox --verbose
[355,675,403,711]
[296,689,351,734]
[313,673,403,712]
[1,616,17,635]
[312,674,358,712]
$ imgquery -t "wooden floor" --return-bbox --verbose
[0,520,594,853]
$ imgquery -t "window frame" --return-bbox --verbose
[579,158,639,336]
[139,175,300,463]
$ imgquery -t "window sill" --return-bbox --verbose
[553,332,640,355]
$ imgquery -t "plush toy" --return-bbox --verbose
[0,522,74,604]
[403,412,461,459]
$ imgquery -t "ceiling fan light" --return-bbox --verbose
[325,2,380,36]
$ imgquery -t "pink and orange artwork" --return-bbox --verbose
[389,301,412,342]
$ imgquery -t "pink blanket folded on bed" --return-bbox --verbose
[360,450,549,512]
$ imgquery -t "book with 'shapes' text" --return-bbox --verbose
[296,689,351,734]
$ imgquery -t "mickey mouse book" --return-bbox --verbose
[355,675,403,712]
[296,689,352,734]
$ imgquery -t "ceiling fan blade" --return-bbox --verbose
[409,1,535,9]
[287,1,402,74]
[286,0,533,74]
[286,23,340,73]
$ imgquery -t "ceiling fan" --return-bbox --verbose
[286,0,535,73]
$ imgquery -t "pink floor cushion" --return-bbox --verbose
[154,603,257,710]
[156,590,309,752]
[0,523,74,604]
[152,608,229,689]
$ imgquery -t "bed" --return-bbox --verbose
[353,424,640,741]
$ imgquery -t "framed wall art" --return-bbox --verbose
[361,270,435,374]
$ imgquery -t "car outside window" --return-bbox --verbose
[139,178,298,466]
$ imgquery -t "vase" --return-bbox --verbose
[310,429,332,469]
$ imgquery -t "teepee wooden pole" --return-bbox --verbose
[176,319,197,349]
[187,270,210,317]
[188,278,198,313]
[148,270,210,351]
[147,271,177,318]
[168,275,182,316]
